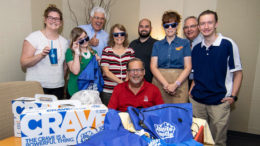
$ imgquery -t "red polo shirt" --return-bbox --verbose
[108,80,164,112]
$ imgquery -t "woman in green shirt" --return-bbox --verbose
[65,27,100,98]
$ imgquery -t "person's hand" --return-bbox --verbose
[89,33,99,47]
[95,54,101,61]
[188,92,193,98]
[221,97,235,104]
[41,46,51,56]
[95,54,101,65]
[72,41,80,55]
[163,83,170,93]
[167,83,178,95]
[168,83,178,92]
[72,41,80,51]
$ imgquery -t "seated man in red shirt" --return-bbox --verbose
[108,58,164,112]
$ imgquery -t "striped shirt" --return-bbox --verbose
[101,47,135,93]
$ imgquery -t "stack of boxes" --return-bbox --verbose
[11,94,108,146]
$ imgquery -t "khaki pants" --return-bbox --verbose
[152,68,188,103]
[190,97,230,146]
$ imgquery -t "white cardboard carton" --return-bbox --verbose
[20,104,108,146]
[12,95,57,137]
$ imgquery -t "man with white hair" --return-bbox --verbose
[183,16,203,87]
[79,7,108,57]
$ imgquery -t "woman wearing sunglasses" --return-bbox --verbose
[65,27,100,98]
[150,11,192,103]
[20,5,68,100]
[100,24,135,105]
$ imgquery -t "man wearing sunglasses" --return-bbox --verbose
[129,18,157,83]
[189,10,243,146]
[183,16,203,88]
[108,58,163,112]
[79,7,108,57]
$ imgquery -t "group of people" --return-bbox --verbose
[20,4,243,146]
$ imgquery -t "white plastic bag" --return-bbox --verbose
[71,90,102,105]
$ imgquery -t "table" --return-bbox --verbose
[0,137,21,146]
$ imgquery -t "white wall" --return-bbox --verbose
[139,0,217,40]
[0,0,31,82]
[217,0,260,134]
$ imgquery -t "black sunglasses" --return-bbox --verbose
[163,22,178,29]
[78,36,89,45]
[113,32,126,37]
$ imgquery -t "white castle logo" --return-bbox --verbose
[154,122,175,139]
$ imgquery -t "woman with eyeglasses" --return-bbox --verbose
[20,5,68,100]
[65,27,101,98]
[150,10,192,103]
[100,24,135,106]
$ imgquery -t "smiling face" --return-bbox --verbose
[198,14,218,38]
[164,20,178,38]
[127,60,145,85]
[91,12,105,32]
[44,11,62,30]
[113,27,125,46]
[183,18,200,41]
[138,19,151,38]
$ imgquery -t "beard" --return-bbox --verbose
[139,30,151,38]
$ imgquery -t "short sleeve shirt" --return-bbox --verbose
[151,36,191,69]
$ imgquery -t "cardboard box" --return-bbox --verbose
[20,104,108,146]
[12,95,57,137]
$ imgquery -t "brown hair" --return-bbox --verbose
[108,24,129,47]
[43,4,63,27]
[127,58,145,70]
[162,10,181,25]
[69,27,95,56]
[198,10,218,23]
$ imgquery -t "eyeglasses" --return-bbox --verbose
[47,16,61,22]
[183,24,198,30]
[78,36,89,45]
[127,68,144,74]
[163,22,178,29]
[113,32,126,37]
[93,16,105,21]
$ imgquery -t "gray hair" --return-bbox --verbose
[90,6,106,18]
[184,16,198,24]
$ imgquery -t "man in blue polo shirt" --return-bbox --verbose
[79,7,108,57]
[189,10,243,146]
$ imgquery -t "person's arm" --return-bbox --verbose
[67,42,81,75]
[231,70,243,96]
[168,56,192,93]
[221,70,243,104]
[189,80,195,97]
[20,40,49,71]
[102,66,124,83]
[150,56,169,90]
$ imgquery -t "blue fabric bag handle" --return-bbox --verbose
[128,103,194,144]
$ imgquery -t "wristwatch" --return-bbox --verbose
[230,95,238,102]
